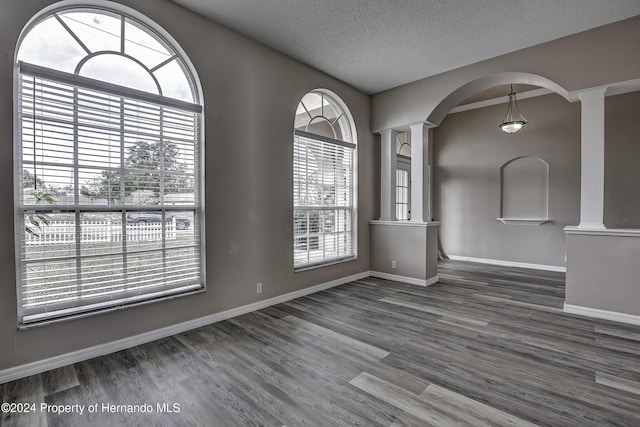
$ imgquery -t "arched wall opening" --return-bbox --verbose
[426,72,571,126]
[424,72,576,270]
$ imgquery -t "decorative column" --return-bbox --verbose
[578,88,607,229]
[409,122,433,223]
[370,124,440,288]
[379,128,397,221]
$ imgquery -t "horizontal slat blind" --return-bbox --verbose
[293,130,355,268]
[17,63,203,325]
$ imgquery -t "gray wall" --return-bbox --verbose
[566,233,640,316]
[605,92,640,228]
[0,0,375,371]
[370,223,438,281]
[371,16,640,132]
[433,94,581,267]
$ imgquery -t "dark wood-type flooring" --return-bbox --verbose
[2,260,640,426]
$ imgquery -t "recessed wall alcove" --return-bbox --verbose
[498,156,550,225]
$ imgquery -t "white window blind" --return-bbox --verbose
[293,130,355,268]
[17,62,204,326]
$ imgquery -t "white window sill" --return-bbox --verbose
[294,256,357,272]
[496,218,550,225]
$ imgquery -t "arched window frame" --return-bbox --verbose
[293,89,358,270]
[13,1,205,327]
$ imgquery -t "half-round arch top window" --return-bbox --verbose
[293,90,357,269]
[15,5,204,326]
[295,91,353,143]
[18,8,196,102]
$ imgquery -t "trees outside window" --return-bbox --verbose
[80,140,193,203]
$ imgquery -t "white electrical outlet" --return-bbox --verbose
[257,282,263,294]
[391,260,397,269]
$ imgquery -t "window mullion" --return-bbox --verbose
[54,13,91,55]
[305,140,310,263]
[73,87,83,300]
[31,77,38,189]
[119,98,126,204]
[120,15,125,54]
[160,106,167,274]
[150,55,178,73]
[306,210,311,264]
[120,97,128,285]
[304,139,309,209]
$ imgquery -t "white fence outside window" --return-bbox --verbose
[25,220,177,245]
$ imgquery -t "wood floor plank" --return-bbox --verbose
[379,296,491,325]
[349,372,459,426]
[596,372,640,397]
[474,293,564,314]
[1,375,46,427]
[420,383,539,427]
[232,312,431,395]
[459,344,640,421]
[595,337,640,356]
[215,322,398,426]
[281,315,391,360]
[386,328,638,423]
[174,327,297,427]
[596,326,640,342]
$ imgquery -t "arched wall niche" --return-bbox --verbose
[498,156,550,225]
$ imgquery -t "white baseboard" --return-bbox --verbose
[0,271,369,385]
[369,271,439,287]
[563,303,640,326]
[447,255,566,273]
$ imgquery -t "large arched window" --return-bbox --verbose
[293,90,357,269]
[15,4,204,326]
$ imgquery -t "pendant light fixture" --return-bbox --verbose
[499,84,528,134]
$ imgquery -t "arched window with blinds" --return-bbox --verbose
[293,90,357,269]
[15,4,204,326]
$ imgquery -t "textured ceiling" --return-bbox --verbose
[171,0,640,94]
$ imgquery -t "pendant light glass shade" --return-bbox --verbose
[499,84,528,134]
